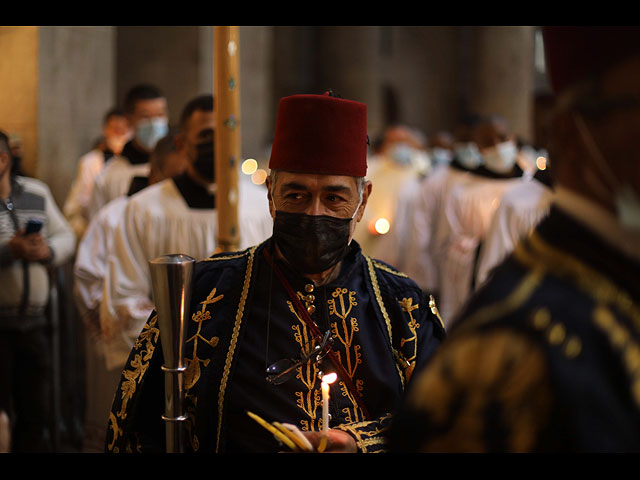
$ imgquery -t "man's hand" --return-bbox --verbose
[302,429,358,453]
[8,228,52,262]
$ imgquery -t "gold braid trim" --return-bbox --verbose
[333,413,392,453]
[215,244,258,452]
[203,252,250,262]
[365,255,405,389]
[522,232,640,331]
[517,232,640,408]
[456,259,545,335]
[371,259,408,278]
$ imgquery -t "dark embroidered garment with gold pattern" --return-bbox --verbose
[390,206,640,452]
[105,238,445,453]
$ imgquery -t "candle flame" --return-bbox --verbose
[322,372,337,384]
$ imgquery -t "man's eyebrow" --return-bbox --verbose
[280,182,352,193]
[281,182,310,191]
[322,185,351,193]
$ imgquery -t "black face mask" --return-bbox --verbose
[273,210,354,275]
[193,139,215,182]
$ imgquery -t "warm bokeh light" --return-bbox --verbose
[536,156,547,170]
[251,169,268,185]
[374,218,390,235]
[242,158,258,175]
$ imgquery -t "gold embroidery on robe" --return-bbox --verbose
[407,328,553,452]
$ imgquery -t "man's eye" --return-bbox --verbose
[285,192,305,200]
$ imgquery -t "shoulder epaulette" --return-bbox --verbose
[369,257,408,278]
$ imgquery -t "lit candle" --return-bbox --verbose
[322,380,330,434]
[320,372,337,451]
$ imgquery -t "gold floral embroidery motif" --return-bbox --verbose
[286,300,324,431]
[117,315,160,420]
[106,314,160,451]
[182,287,224,451]
[398,297,421,382]
[184,288,223,390]
[328,287,364,422]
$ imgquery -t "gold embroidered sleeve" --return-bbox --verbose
[403,328,553,452]
[333,414,393,453]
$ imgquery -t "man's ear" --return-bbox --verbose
[266,176,276,219]
[355,180,372,223]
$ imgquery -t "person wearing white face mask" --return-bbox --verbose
[390,26,640,453]
[435,115,525,322]
[88,84,169,219]
[353,124,429,264]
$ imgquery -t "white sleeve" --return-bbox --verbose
[100,199,154,370]
[43,182,76,267]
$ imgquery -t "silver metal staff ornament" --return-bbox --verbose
[149,253,196,453]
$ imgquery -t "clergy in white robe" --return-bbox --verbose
[474,173,553,287]
[87,155,150,220]
[87,85,169,219]
[438,172,524,324]
[63,109,131,240]
[99,94,273,370]
[353,125,429,260]
[100,173,272,369]
[64,149,111,240]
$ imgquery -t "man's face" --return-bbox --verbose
[130,97,168,128]
[182,109,215,161]
[103,115,132,154]
[267,171,372,239]
[474,120,513,151]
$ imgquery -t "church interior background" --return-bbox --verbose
[0,25,551,451]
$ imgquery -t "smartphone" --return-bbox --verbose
[24,219,44,235]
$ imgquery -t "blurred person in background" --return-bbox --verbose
[0,130,75,452]
[64,107,131,240]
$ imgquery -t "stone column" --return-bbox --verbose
[0,25,116,208]
[467,26,536,142]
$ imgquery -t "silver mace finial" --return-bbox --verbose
[149,253,196,453]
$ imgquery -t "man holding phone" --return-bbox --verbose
[0,130,76,452]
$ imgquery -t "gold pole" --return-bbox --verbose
[213,26,241,252]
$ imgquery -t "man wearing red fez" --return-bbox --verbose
[389,26,640,452]
[105,91,445,453]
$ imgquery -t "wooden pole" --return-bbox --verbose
[213,26,241,252]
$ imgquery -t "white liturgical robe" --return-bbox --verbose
[73,195,129,333]
[88,156,150,220]
[100,176,272,369]
[474,177,553,287]
[438,174,522,324]
[403,165,478,294]
[63,149,109,239]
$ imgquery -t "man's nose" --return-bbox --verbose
[304,196,325,216]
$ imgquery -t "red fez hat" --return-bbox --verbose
[268,92,368,177]
[542,26,640,93]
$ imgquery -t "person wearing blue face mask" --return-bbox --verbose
[88,84,169,219]
[98,94,273,384]
[389,26,640,453]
